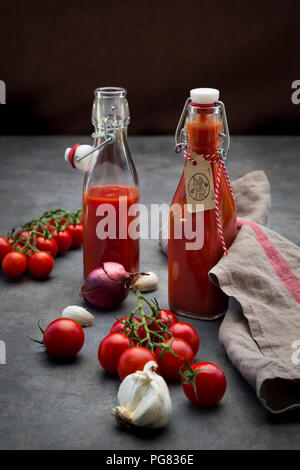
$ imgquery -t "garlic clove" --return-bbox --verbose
[134,272,158,293]
[112,361,172,429]
[61,305,94,327]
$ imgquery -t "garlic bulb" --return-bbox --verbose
[134,272,158,293]
[112,361,172,428]
[61,305,94,327]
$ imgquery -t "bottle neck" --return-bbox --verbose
[92,87,130,132]
[186,103,221,155]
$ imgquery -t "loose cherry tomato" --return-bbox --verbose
[110,316,142,340]
[43,318,84,358]
[28,251,54,278]
[98,333,135,374]
[168,322,199,355]
[68,223,83,249]
[35,236,58,257]
[53,229,72,254]
[182,362,227,407]
[1,251,27,277]
[155,337,194,380]
[0,237,12,262]
[117,346,156,381]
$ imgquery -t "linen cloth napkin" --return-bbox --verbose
[159,170,300,414]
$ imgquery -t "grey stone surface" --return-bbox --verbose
[0,135,299,450]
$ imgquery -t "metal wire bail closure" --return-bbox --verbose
[75,117,115,163]
[174,97,230,161]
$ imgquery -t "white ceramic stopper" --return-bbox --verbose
[64,145,97,172]
[190,88,220,104]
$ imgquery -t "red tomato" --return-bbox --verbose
[35,236,58,257]
[36,223,54,236]
[53,229,72,254]
[48,217,67,226]
[110,316,142,339]
[159,309,178,326]
[68,223,83,249]
[13,231,34,251]
[12,242,24,252]
[155,338,194,380]
[28,251,54,278]
[168,322,199,355]
[117,346,156,381]
[0,237,12,262]
[98,333,135,374]
[2,252,27,277]
[18,230,32,240]
[182,362,227,407]
[59,217,68,227]
[43,318,84,358]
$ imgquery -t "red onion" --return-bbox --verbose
[81,262,142,309]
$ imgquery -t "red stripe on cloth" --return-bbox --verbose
[237,219,300,304]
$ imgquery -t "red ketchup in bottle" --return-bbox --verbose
[83,184,139,279]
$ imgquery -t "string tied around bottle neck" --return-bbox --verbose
[183,149,234,256]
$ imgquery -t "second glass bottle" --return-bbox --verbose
[83,87,139,279]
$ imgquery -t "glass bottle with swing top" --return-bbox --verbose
[168,88,237,320]
[65,87,139,279]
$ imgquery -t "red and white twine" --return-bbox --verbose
[183,149,233,256]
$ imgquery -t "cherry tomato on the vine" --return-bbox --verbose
[1,251,27,277]
[48,218,68,229]
[159,309,178,326]
[68,223,83,249]
[110,316,142,339]
[182,362,227,407]
[35,236,58,257]
[138,309,178,343]
[36,223,54,236]
[117,346,156,381]
[43,318,85,358]
[98,333,135,374]
[53,229,72,254]
[59,217,68,227]
[155,337,194,380]
[28,251,54,278]
[18,230,33,240]
[0,237,12,262]
[168,322,199,355]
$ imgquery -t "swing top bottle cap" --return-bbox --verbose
[190,88,220,104]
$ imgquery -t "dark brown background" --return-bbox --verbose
[0,0,299,135]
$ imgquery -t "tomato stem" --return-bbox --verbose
[27,336,44,345]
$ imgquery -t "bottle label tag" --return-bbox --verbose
[184,152,216,213]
